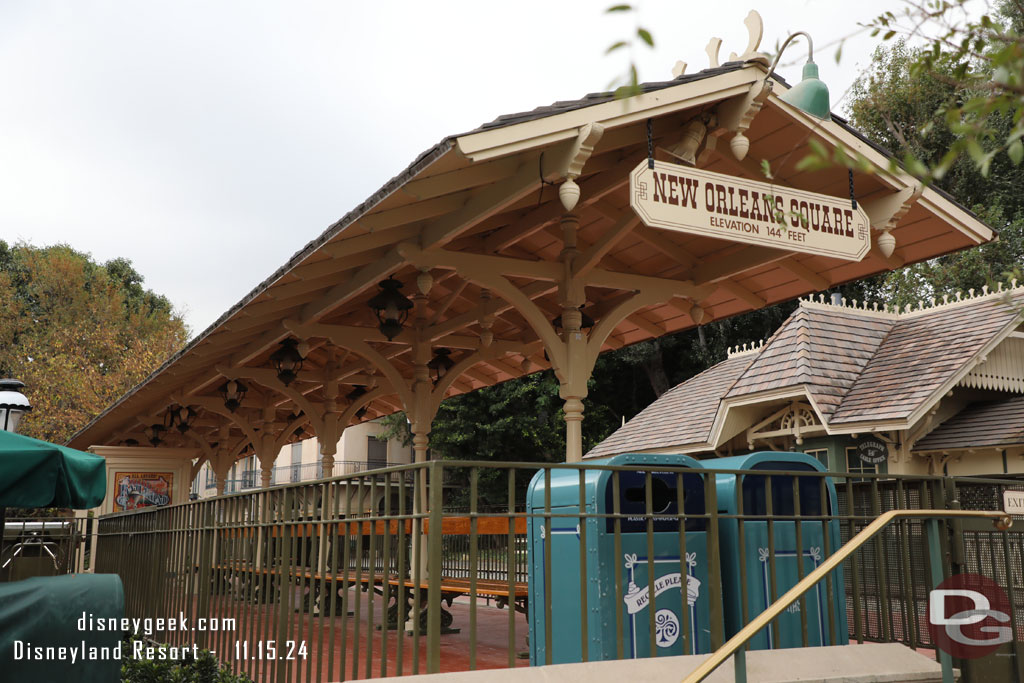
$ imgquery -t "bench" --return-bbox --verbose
[207,515,529,633]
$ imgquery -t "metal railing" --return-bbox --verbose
[681,508,1013,683]
[219,460,401,493]
[91,461,1024,682]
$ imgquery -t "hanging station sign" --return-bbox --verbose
[630,160,871,261]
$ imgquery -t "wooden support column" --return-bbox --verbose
[254,403,278,488]
[557,211,588,463]
[317,349,342,477]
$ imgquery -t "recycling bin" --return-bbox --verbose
[527,453,710,664]
[707,451,847,650]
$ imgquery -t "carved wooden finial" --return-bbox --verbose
[969,288,976,298]
[943,294,950,304]
[672,60,687,77]
[706,10,770,67]
[997,282,1004,293]
[983,284,989,295]
[956,291,963,301]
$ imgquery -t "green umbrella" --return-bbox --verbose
[0,430,106,509]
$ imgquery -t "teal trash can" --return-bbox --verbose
[707,451,847,650]
[527,453,710,664]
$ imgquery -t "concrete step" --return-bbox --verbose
[359,643,950,683]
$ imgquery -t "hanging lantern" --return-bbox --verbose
[0,378,31,433]
[145,424,165,446]
[427,348,455,384]
[163,404,197,434]
[368,277,413,341]
[218,379,248,412]
[270,338,305,386]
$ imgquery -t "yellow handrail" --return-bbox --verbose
[681,508,1012,683]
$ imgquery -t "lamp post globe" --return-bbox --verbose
[0,378,31,434]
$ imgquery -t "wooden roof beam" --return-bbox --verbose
[634,225,698,269]
[572,209,642,278]
[779,258,830,291]
[692,245,793,285]
[718,279,767,309]
[483,150,644,253]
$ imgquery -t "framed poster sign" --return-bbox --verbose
[113,471,173,511]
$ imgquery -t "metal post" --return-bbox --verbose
[926,518,955,683]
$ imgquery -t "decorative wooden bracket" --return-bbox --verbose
[705,10,770,68]
[863,185,922,258]
[557,123,605,212]
[711,78,772,161]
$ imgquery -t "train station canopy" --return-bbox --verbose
[67,13,994,484]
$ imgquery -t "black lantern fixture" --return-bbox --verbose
[0,378,32,433]
[368,276,413,341]
[145,424,165,446]
[163,404,197,434]
[346,385,369,419]
[218,379,248,412]
[270,338,305,386]
[427,348,455,384]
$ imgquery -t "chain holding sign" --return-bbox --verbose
[630,160,871,261]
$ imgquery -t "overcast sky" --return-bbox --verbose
[1,1,920,336]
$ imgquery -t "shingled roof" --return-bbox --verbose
[586,353,754,458]
[914,396,1024,451]
[586,285,1024,457]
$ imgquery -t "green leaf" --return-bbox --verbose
[636,28,654,47]
[605,4,632,12]
[760,159,773,180]
[1009,139,1024,165]
[605,41,628,55]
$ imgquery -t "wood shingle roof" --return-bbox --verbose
[586,287,1024,456]
[586,353,754,458]
[913,396,1024,451]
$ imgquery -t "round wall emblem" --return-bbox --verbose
[654,609,680,648]
[856,438,888,465]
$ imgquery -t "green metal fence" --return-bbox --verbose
[92,461,1024,682]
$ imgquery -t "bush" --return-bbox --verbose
[121,637,253,683]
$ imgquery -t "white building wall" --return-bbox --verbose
[192,418,411,498]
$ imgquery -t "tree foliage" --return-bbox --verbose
[0,241,189,444]
[847,31,1024,306]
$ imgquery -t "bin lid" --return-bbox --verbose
[704,451,835,515]
[526,452,703,510]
